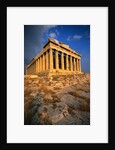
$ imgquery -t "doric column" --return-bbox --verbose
[43,53,45,71]
[79,59,81,72]
[46,51,48,70]
[50,48,53,70]
[78,59,80,71]
[66,54,68,71]
[40,56,42,71]
[56,50,59,70]
[70,56,72,71]
[38,58,39,72]
[76,58,77,71]
[61,52,64,70]
[39,57,40,71]
[36,60,38,72]
[77,58,78,71]
[41,56,43,71]
[74,57,76,71]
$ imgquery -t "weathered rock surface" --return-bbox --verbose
[24,73,90,125]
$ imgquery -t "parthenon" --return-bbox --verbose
[26,38,82,76]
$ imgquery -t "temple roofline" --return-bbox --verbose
[26,38,81,70]
[43,38,81,57]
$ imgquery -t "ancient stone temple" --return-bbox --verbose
[26,38,82,76]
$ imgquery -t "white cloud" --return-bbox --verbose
[44,25,57,31]
[42,26,60,40]
[67,36,71,41]
[55,29,59,35]
[49,32,57,38]
[73,35,82,39]
[67,34,82,41]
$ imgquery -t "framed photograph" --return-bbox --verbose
[1,3,110,147]
[24,24,90,126]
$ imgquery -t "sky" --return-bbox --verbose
[24,25,90,73]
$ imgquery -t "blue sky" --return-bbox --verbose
[24,25,90,73]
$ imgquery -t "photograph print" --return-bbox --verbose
[24,25,90,125]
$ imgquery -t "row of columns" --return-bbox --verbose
[35,48,81,72]
[65,53,81,71]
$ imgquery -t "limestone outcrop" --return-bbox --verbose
[24,73,90,125]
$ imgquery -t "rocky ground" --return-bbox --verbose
[24,73,90,125]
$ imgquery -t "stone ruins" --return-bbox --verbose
[26,38,82,76]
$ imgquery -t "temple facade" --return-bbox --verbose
[26,38,82,76]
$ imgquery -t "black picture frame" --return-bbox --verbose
[0,0,112,149]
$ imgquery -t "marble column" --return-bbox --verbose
[56,50,59,70]
[36,60,38,72]
[79,59,81,72]
[78,59,80,71]
[75,58,77,71]
[77,58,78,71]
[66,54,68,71]
[43,53,45,71]
[46,50,48,70]
[70,56,72,71]
[61,52,64,70]
[74,57,76,71]
[38,58,39,72]
[40,56,42,71]
[50,48,53,70]
[39,57,40,71]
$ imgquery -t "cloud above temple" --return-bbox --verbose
[67,34,82,41]
[73,34,82,39]
[49,32,57,38]
[44,28,59,41]
[24,25,58,57]
[67,36,71,41]
[43,25,57,32]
